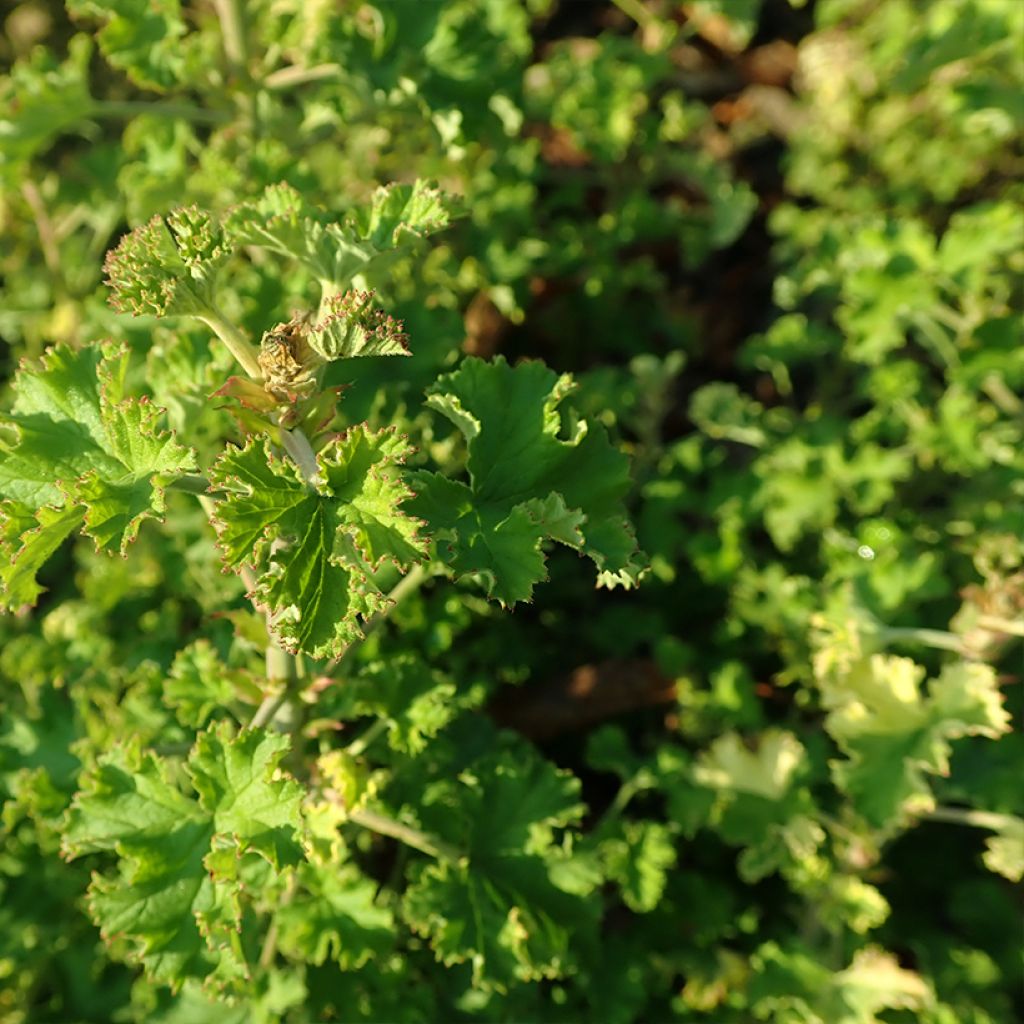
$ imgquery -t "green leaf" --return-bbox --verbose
[826,947,934,1023]
[693,730,824,882]
[402,750,597,991]
[0,343,195,607]
[309,290,410,361]
[0,35,94,172]
[66,0,193,91]
[209,427,427,658]
[166,641,261,729]
[693,730,806,802]
[327,654,463,754]
[689,382,768,447]
[62,724,304,990]
[597,819,676,913]
[273,861,393,969]
[751,943,934,1024]
[104,206,230,318]
[822,656,1012,828]
[225,180,459,298]
[0,341,195,515]
[0,502,84,610]
[410,356,645,604]
[981,815,1024,882]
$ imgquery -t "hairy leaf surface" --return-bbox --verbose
[62,725,304,990]
[209,427,426,657]
[402,750,598,991]
[822,656,1012,827]
[410,356,645,604]
[0,343,195,607]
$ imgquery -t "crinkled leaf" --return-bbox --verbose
[693,730,823,881]
[409,357,645,604]
[104,206,230,318]
[0,343,195,607]
[406,853,594,994]
[981,815,1024,882]
[0,502,84,610]
[0,685,81,821]
[209,427,426,658]
[66,0,194,91]
[597,819,676,913]
[225,180,458,297]
[822,656,1011,828]
[693,730,805,801]
[327,654,463,754]
[0,342,194,513]
[166,640,262,729]
[62,725,304,990]
[751,943,933,1024]
[827,947,934,1023]
[402,750,596,991]
[273,861,393,968]
[347,177,454,249]
[187,726,305,870]
[689,381,768,447]
[0,35,94,172]
[309,290,410,361]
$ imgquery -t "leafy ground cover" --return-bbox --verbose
[1,1,1022,1021]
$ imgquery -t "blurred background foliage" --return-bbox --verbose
[1,1,1022,1021]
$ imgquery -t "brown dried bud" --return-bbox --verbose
[258,319,322,402]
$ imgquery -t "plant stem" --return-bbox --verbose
[923,806,1016,832]
[198,312,263,379]
[20,181,63,283]
[279,427,322,486]
[595,770,653,833]
[980,373,1022,416]
[345,718,389,758]
[976,614,1024,638]
[89,99,230,124]
[214,0,260,135]
[612,0,659,31]
[168,473,218,496]
[152,741,193,757]
[263,63,342,90]
[214,0,249,72]
[347,807,463,865]
[877,625,966,654]
[250,685,291,731]
[258,872,295,969]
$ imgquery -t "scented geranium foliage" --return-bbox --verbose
[1,2,1021,1022]
[0,342,196,608]
[410,356,646,604]
[0,181,649,1011]
[209,427,427,658]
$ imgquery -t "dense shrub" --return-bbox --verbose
[1,2,1021,1021]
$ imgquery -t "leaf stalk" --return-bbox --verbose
[347,806,463,865]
